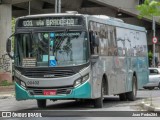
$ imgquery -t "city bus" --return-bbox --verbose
[6,11,149,108]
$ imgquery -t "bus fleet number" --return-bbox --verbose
[23,20,33,27]
[27,81,39,86]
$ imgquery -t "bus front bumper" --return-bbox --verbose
[15,82,91,100]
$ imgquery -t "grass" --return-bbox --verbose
[0,80,14,86]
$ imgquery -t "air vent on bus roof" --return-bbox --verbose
[109,17,124,23]
[65,11,78,14]
[93,15,124,23]
[93,15,110,19]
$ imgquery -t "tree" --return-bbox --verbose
[136,0,160,18]
[12,17,15,34]
[12,18,15,51]
[148,50,153,66]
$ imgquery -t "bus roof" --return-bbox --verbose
[17,13,146,32]
[17,13,85,19]
[88,15,146,32]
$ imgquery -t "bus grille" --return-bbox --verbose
[23,69,75,78]
[29,88,72,95]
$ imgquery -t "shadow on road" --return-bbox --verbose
[18,96,144,111]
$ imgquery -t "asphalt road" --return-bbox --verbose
[0,89,160,119]
[0,89,160,111]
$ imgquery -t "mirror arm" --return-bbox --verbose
[90,54,99,65]
[6,33,16,59]
[7,53,14,59]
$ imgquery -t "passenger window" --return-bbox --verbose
[89,21,117,56]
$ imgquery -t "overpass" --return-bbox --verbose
[0,0,159,81]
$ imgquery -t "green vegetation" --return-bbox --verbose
[12,17,15,33]
[148,50,153,59]
[0,80,13,86]
[12,18,15,50]
[136,0,160,18]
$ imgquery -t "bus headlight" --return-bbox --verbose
[74,73,89,87]
[82,74,89,83]
[74,78,82,87]
[20,81,26,89]
[14,77,26,89]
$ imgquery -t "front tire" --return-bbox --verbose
[126,76,137,101]
[119,93,127,101]
[94,97,103,108]
[37,99,46,108]
[93,79,104,108]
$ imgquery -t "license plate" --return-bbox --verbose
[43,90,56,95]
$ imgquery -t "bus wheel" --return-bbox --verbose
[93,80,104,108]
[126,76,137,101]
[37,99,46,108]
[119,93,127,101]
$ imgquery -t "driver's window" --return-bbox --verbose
[89,22,99,55]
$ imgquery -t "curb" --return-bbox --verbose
[141,101,160,113]
[0,94,14,99]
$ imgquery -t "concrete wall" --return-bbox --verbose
[0,4,12,82]
[90,0,139,15]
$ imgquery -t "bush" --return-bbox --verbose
[0,80,13,86]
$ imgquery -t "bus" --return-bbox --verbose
[6,12,149,108]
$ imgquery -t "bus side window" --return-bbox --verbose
[108,27,118,56]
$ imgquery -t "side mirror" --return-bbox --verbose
[6,34,15,59]
[91,54,99,65]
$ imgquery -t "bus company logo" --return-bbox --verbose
[44,74,55,78]
[2,112,11,117]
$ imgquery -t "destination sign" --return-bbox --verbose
[17,17,84,27]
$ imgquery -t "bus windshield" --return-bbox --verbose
[15,31,89,67]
